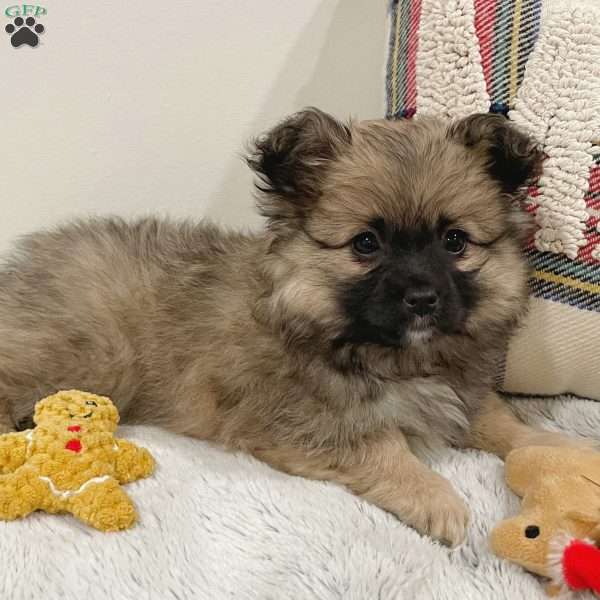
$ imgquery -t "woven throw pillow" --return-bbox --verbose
[385,0,600,399]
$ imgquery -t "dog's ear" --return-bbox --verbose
[448,113,544,194]
[247,108,352,228]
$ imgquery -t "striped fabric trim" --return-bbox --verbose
[386,0,422,119]
[473,0,542,115]
[528,263,600,311]
[527,248,600,286]
[529,272,600,310]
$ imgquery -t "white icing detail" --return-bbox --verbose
[38,475,111,499]
[24,430,34,458]
[415,0,489,119]
[510,3,600,259]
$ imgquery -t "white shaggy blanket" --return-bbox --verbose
[3,397,599,600]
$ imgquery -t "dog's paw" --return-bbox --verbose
[389,472,470,548]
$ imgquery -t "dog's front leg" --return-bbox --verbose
[254,429,469,547]
[466,392,592,459]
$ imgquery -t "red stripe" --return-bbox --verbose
[587,164,600,195]
[579,163,600,262]
[474,0,496,97]
[405,0,422,112]
[577,216,599,263]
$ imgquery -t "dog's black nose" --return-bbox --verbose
[403,288,439,316]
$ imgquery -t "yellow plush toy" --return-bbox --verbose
[0,390,155,531]
[491,446,600,595]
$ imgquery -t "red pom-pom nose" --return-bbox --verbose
[563,539,600,593]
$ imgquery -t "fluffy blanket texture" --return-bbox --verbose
[3,396,598,600]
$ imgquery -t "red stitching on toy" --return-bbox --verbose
[65,439,82,453]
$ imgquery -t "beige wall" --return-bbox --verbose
[0,1,387,252]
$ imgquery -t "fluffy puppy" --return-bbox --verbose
[0,109,580,546]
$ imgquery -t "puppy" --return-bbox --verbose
[0,109,579,546]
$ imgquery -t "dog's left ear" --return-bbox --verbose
[246,108,352,232]
[448,113,544,194]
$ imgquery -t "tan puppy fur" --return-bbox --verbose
[0,110,582,546]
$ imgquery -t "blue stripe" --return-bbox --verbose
[529,279,600,312]
[527,251,600,285]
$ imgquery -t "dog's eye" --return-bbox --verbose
[352,232,380,256]
[443,229,468,255]
[85,401,97,407]
[524,525,540,539]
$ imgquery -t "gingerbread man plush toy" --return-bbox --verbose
[0,390,155,531]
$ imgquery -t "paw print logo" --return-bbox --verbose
[5,16,44,48]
